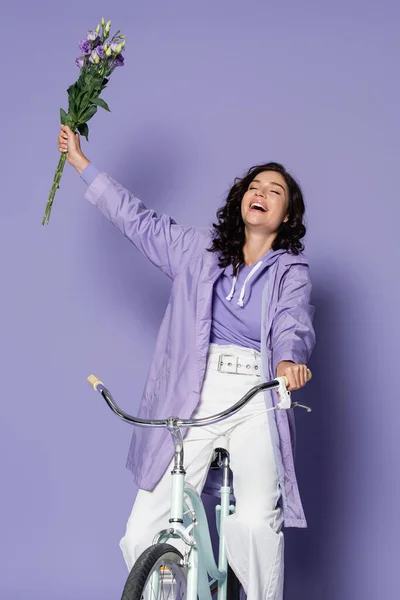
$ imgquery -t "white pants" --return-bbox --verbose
[119,344,284,599]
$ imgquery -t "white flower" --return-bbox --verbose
[89,49,100,64]
[86,30,98,42]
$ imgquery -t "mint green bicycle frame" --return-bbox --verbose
[152,431,235,600]
[88,373,311,600]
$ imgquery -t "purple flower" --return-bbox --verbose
[79,39,91,55]
[75,56,84,69]
[86,30,99,42]
[95,45,105,59]
[111,53,124,68]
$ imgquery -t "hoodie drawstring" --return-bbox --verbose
[225,275,238,301]
[225,260,264,307]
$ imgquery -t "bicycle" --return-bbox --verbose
[88,370,311,600]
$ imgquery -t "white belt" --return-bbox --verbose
[210,353,262,376]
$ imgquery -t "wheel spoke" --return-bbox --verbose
[121,544,187,600]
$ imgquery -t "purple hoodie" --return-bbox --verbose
[210,249,287,350]
[83,166,316,528]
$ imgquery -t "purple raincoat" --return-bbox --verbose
[85,171,316,528]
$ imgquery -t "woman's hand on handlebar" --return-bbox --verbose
[58,125,90,174]
[276,361,309,391]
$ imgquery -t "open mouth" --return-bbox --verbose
[250,202,267,213]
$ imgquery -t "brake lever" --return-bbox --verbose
[275,376,312,412]
[290,402,312,412]
[276,376,291,409]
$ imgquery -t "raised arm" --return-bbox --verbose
[58,125,207,279]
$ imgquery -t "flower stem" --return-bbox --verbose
[42,152,67,225]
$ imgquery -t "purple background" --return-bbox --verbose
[1,1,399,598]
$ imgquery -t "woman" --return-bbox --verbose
[58,124,316,599]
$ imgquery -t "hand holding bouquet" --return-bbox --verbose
[42,18,126,225]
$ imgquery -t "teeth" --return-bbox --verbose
[250,202,267,212]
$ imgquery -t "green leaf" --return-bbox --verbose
[67,82,78,100]
[93,97,111,112]
[79,105,98,123]
[77,91,90,111]
[60,108,68,125]
[68,94,78,119]
[77,123,89,141]
[67,109,77,125]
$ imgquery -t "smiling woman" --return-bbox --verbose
[57,124,315,600]
[208,162,306,269]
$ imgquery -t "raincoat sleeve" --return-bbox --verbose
[271,263,316,374]
[82,165,207,279]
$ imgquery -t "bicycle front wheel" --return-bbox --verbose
[121,543,188,600]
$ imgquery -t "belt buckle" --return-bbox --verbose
[217,354,239,374]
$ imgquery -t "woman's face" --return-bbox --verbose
[241,170,289,234]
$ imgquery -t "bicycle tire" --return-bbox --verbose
[121,543,188,600]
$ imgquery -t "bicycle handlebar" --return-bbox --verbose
[87,370,312,430]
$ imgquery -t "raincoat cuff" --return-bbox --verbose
[81,163,101,186]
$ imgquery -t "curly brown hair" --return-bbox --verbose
[208,162,306,269]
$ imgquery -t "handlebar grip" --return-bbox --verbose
[282,368,312,387]
[87,374,104,391]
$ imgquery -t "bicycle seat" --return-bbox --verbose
[202,435,236,503]
[210,435,230,469]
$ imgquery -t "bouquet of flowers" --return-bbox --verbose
[42,18,126,225]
